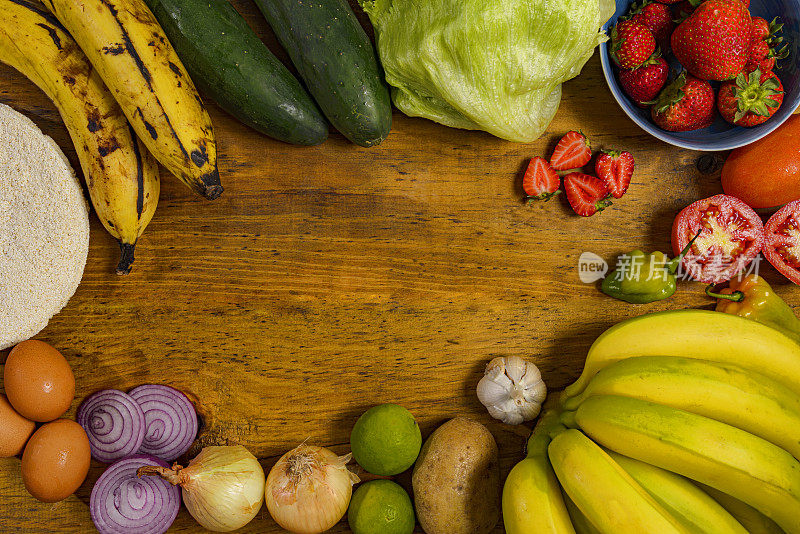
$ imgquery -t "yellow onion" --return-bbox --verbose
[138,445,265,532]
[265,444,360,534]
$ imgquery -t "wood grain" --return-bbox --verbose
[1,0,798,532]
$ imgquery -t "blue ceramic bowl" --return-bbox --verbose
[600,0,800,151]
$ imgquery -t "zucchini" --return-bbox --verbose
[143,0,328,146]
[252,0,392,147]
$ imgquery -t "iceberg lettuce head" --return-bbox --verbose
[360,0,615,142]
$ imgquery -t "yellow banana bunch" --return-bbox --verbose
[563,310,800,399]
[505,310,800,533]
[698,483,787,534]
[548,429,690,534]
[562,493,600,534]
[0,0,159,274]
[564,355,800,460]
[503,409,575,534]
[607,451,747,534]
[565,395,800,534]
[42,0,221,199]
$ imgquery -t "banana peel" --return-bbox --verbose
[0,0,159,274]
[503,400,574,534]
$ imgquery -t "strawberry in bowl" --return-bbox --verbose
[599,0,800,151]
[717,69,784,127]
[610,20,657,69]
[628,0,675,50]
[651,72,716,131]
[670,0,752,81]
[619,55,669,107]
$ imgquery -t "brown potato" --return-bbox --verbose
[412,417,500,534]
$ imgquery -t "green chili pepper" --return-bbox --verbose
[601,231,701,304]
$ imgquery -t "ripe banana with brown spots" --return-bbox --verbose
[0,0,159,274]
[42,0,222,199]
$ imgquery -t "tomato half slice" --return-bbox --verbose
[672,194,764,283]
[764,200,800,284]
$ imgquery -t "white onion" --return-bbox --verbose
[138,445,265,532]
[265,444,359,534]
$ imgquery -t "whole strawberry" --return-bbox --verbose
[611,20,657,69]
[674,0,750,22]
[745,17,789,74]
[747,39,775,74]
[628,0,675,50]
[651,72,716,131]
[718,69,784,127]
[750,16,770,41]
[673,0,698,21]
[671,0,752,81]
[619,56,669,106]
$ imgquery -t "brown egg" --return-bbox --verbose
[0,393,35,457]
[4,340,75,422]
[21,419,90,502]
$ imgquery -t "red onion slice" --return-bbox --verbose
[129,384,198,462]
[77,389,146,463]
[90,455,180,534]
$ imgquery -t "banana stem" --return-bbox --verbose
[560,411,578,429]
[116,242,136,275]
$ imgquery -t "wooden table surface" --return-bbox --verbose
[1,1,798,532]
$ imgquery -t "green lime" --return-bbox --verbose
[348,480,415,534]
[350,403,422,476]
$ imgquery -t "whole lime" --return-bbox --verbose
[348,480,415,534]
[350,403,422,476]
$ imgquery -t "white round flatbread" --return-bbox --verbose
[0,103,89,349]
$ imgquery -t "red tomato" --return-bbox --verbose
[721,115,800,209]
[672,194,764,283]
[763,200,800,284]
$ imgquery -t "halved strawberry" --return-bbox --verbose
[595,150,634,199]
[550,131,592,171]
[564,173,612,217]
[522,156,561,201]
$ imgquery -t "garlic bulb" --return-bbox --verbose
[476,356,547,425]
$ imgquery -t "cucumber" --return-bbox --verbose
[252,0,392,147]
[143,0,328,146]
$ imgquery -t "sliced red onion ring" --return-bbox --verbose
[129,384,198,461]
[90,455,180,534]
[77,389,146,463]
